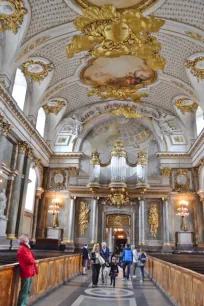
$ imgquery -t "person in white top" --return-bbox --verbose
[132,246,138,278]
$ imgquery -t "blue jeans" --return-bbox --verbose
[123,262,131,279]
[139,266,144,280]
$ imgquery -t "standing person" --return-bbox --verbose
[100,242,110,284]
[91,243,105,288]
[132,246,138,278]
[122,243,133,281]
[17,235,38,306]
[109,255,119,288]
[138,249,147,282]
[82,244,88,275]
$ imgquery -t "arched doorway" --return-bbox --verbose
[114,228,127,254]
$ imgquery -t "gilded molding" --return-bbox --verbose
[51,169,66,190]
[0,0,27,34]
[22,60,54,83]
[175,97,198,114]
[111,106,143,118]
[148,203,159,238]
[42,83,66,103]
[185,57,204,81]
[184,31,204,43]
[75,0,159,11]
[18,141,28,153]
[17,36,51,61]
[161,167,171,177]
[42,100,65,115]
[0,114,13,136]
[79,201,90,236]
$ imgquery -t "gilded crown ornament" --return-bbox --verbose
[111,139,126,157]
[111,106,143,118]
[90,149,100,165]
[22,60,54,83]
[137,151,147,165]
[0,0,27,34]
[67,5,165,69]
[175,98,198,114]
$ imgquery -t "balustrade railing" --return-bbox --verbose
[0,254,82,306]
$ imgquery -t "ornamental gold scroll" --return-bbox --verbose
[67,5,165,69]
[148,203,159,238]
[79,201,90,236]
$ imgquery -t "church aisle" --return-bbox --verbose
[32,269,173,306]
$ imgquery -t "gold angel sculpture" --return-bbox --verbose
[79,202,90,236]
[148,204,159,238]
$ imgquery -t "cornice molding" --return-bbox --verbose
[157,152,190,158]
[51,152,83,158]
[0,85,52,160]
[188,129,204,158]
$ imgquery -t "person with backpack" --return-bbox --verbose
[138,248,147,282]
[122,243,133,280]
[132,246,138,278]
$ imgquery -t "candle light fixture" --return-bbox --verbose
[176,200,189,231]
[48,199,60,228]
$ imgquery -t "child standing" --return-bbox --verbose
[109,256,119,288]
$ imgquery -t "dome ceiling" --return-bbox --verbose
[14,0,204,121]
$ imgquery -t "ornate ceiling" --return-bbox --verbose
[4,0,204,134]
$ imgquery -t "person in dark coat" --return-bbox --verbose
[100,242,110,283]
[82,244,88,275]
[17,235,38,306]
[109,255,119,288]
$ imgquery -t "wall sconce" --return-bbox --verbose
[176,200,189,231]
[48,199,60,228]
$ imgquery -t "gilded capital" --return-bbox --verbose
[68,167,79,176]
[18,141,28,153]
[27,148,34,160]
[161,167,171,177]
[0,114,13,136]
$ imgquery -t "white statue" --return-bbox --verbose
[150,113,175,140]
[0,189,7,217]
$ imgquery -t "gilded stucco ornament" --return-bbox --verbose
[175,98,198,114]
[106,187,129,209]
[111,106,143,118]
[42,100,65,115]
[111,139,126,157]
[185,57,204,81]
[0,114,13,136]
[161,167,171,177]
[79,201,90,236]
[174,169,190,193]
[88,85,147,103]
[51,169,66,190]
[90,150,100,165]
[67,5,165,69]
[22,60,54,83]
[148,203,159,238]
[137,151,148,165]
[68,167,79,176]
[0,0,27,34]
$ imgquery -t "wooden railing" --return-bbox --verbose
[145,256,204,306]
[0,254,82,306]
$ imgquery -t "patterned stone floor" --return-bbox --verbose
[32,268,173,306]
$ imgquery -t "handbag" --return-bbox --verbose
[98,255,105,266]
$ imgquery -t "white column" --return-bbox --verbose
[64,196,75,243]
[90,198,98,244]
[132,212,136,246]
[139,198,145,245]
[108,228,113,252]
[163,198,170,245]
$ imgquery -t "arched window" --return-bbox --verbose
[36,107,46,137]
[12,68,27,111]
[25,168,37,212]
[196,106,204,136]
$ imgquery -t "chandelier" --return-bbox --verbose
[176,200,189,231]
[48,199,60,228]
